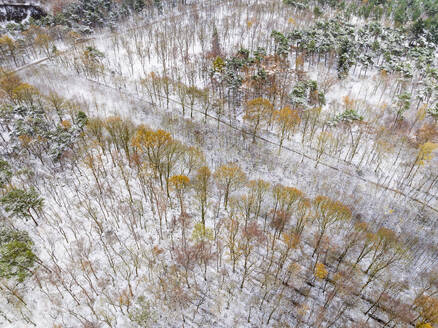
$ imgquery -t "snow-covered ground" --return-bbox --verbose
[1,0,437,327]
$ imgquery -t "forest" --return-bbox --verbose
[0,0,438,327]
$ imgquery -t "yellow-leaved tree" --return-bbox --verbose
[11,83,39,105]
[247,179,270,221]
[214,163,247,210]
[273,106,301,153]
[0,35,18,65]
[131,126,172,187]
[169,175,190,214]
[312,196,352,256]
[314,262,328,280]
[414,295,438,328]
[407,142,438,179]
[243,98,273,143]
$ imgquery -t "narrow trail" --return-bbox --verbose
[8,4,435,327]
[12,0,437,214]
[45,68,437,215]
[10,0,227,73]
